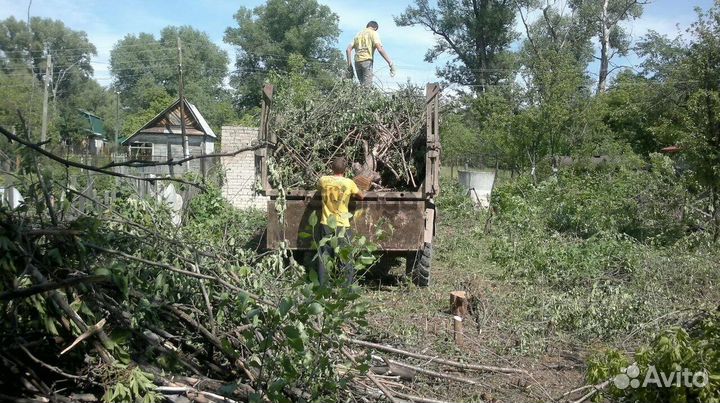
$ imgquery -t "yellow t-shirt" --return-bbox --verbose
[318,175,360,227]
[352,28,382,62]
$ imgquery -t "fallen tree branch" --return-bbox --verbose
[98,142,265,169]
[0,125,203,189]
[83,242,273,306]
[28,265,115,364]
[347,338,529,375]
[374,355,487,387]
[0,275,107,301]
[18,343,101,386]
[342,347,401,403]
[569,380,611,403]
[60,318,107,355]
[386,388,462,403]
[156,386,240,403]
[165,304,235,363]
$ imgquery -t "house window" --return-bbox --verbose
[129,142,153,161]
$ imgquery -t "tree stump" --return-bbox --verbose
[450,291,469,317]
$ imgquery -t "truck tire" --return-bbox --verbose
[409,243,432,287]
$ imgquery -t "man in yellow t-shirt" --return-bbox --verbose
[346,21,395,85]
[316,157,365,285]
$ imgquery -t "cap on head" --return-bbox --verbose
[331,157,347,174]
[366,21,379,30]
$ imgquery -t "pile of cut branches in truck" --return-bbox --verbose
[269,81,427,191]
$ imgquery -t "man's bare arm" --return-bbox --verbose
[346,44,354,66]
[376,44,393,67]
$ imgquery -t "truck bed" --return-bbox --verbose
[265,191,429,251]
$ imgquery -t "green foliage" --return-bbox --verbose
[395,0,517,89]
[493,154,689,243]
[568,0,645,91]
[0,16,97,98]
[101,364,161,403]
[1,146,374,402]
[440,112,478,168]
[0,68,44,142]
[0,16,114,145]
[484,155,720,344]
[223,0,343,109]
[588,314,720,403]
[301,210,381,284]
[111,26,236,135]
[185,184,266,250]
[436,177,481,223]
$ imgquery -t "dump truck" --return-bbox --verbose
[256,83,441,286]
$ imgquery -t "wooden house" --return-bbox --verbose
[122,98,216,165]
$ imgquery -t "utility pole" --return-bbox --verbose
[177,36,189,159]
[40,50,52,147]
[115,91,120,148]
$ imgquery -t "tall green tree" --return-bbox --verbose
[395,0,518,91]
[224,0,342,109]
[0,68,44,140]
[0,17,100,143]
[0,17,97,101]
[110,26,235,134]
[568,0,646,92]
[504,3,595,178]
[605,4,720,239]
[679,5,720,239]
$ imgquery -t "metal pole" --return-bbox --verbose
[177,36,189,159]
[40,50,51,147]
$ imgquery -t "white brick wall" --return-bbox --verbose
[220,126,268,211]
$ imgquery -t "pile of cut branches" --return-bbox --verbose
[0,157,375,402]
[269,81,427,191]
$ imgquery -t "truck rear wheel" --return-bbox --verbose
[408,243,432,287]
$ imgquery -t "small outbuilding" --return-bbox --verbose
[122,97,216,163]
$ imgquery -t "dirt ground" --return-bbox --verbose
[354,218,590,403]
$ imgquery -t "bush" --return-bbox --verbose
[493,154,689,244]
[588,313,720,403]
[184,185,266,250]
[486,155,720,345]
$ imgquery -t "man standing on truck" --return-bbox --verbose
[346,21,395,85]
[317,157,365,286]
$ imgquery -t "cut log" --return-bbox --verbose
[450,291,469,317]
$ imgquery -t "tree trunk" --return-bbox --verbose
[597,0,611,93]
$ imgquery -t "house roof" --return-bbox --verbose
[122,98,216,145]
[79,109,106,138]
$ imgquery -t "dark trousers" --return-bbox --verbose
[317,224,355,286]
[355,60,373,86]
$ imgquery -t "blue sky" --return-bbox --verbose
[0,0,715,89]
